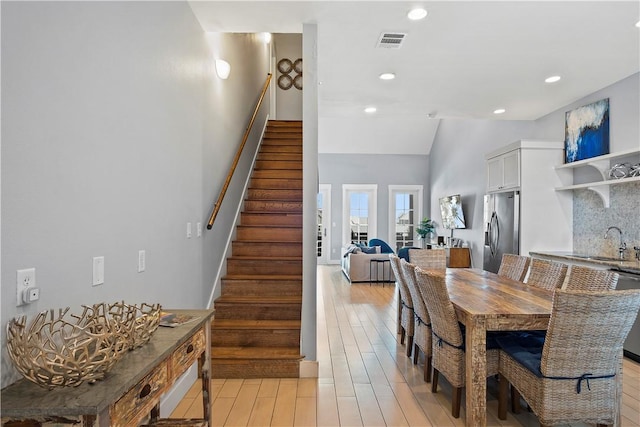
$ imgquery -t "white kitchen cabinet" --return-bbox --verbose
[486,149,520,192]
[485,140,573,256]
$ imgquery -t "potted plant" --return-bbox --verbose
[416,218,435,248]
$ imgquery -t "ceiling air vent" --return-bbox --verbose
[377,32,407,49]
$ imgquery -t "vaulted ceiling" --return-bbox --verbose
[190,1,640,154]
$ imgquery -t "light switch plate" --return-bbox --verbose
[138,250,146,273]
[92,256,104,286]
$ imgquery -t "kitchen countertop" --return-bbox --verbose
[530,251,640,275]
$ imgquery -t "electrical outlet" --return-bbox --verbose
[16,268,36,306]
[92,256,104,286]
[138,250,146,273]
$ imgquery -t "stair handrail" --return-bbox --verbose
[207,73,273,229]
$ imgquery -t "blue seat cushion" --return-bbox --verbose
[436,323,501,351]
[496,333,545,378]
[497,332,617,393]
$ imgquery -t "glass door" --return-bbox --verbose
[389,185,423,252]
[342,185,377,247]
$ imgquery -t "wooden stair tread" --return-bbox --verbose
[268,120,302,124]
[212,319,301,328]
[222,274,302,280]
[237,224,301,228]
[212,347,303,359]
[233,240,302,244]
[213,120,302,379]
[227,255,302,261]
[216,295,301,302]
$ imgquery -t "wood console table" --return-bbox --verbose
[1,309,214,427]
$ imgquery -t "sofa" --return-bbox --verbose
[341,245,396,283]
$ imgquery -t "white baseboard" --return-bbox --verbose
[300,360,319,378]
[159,363,198,417]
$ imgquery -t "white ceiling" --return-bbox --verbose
[189,1,640,154]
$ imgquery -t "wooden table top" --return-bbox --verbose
[441,268,553,329]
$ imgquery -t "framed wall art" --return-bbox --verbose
[564,98,610,163]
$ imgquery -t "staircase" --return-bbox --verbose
[211,120,304,378]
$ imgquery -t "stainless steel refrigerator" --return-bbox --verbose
[483,191,520,273]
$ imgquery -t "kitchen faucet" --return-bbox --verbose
[604,226,627,260]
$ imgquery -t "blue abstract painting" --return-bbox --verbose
[564,98,610,163]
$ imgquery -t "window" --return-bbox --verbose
[389,185,423,252]
[342,185,377,247]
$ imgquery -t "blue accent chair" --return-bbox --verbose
[368,238,395,254]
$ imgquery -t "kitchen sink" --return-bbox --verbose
[569,254,622,262]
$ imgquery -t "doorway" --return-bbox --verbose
[317,184,331,264]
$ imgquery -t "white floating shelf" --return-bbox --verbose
[555,175,640,190]
[555,176,640,208]
[553,149,640,207]
[555,148,639,170]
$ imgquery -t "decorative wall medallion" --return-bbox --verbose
[277,57,303,91]
[278,74,293,90]
[277,58,293,74]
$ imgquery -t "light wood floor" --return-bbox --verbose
[173,265,640,427]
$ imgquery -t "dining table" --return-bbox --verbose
[442,268,554,427]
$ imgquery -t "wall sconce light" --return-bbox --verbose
[215,59,231,79]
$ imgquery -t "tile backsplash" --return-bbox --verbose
[573,181,640,259]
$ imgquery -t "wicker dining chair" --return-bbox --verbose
[389,254,415,358]
[526,258,568,291]
[497,253,531,282]
[414,267,500,418]
[497,289,640,427]
[401,259,432,382]
[408,248,447,270]
[564,265,618,291]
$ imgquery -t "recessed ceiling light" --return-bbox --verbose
[407,8,428,20]
[379,73,396,80]
[636,20,640,28]
[493,108,506,115]
[545,75,561,83]
[364,107,377,114]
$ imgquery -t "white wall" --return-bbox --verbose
[429,73,640,266]
[532,73,639,153]
[532,73,640,256]
[274,33,303,120]
[429,120,534,267]
[318,153,430,262]
[301,23,318,369]
[201,32,272,305]
[1,2,271,388]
